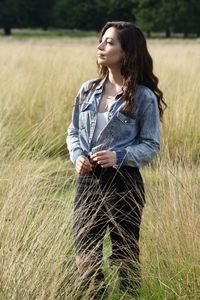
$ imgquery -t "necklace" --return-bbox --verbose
[103,90,122,110]
[104,95,114,110]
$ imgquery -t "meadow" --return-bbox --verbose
[0,36,199,299]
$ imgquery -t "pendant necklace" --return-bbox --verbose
[104,91,122,110]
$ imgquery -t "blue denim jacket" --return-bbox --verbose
[66,76,160,168]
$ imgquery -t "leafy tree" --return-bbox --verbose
[30,0,56,30]
[52,0,137,31]
[94,0,114,30]
[191,0,200,37]
[174,0,200,38]
[135,0,161,37]
[0,0,19,35]
[0,0,38,35]
[157,0,178,37]
[158,0,200,38]
[1,0,199,37]
[174,0,193,38]
[135,0,200,38]
[106,0,137,24]
[52,0,98,30]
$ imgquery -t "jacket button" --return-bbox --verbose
[124,120,127,123]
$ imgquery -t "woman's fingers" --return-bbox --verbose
[76,155,92,174]
[76,164,90,174]
[75,152,117,172]
[77,156,91,167]
[91,151,107,160]
[91,150,117,167]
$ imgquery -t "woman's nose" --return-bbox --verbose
[97,41,104,50]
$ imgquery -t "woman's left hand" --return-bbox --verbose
[91,150,117,168]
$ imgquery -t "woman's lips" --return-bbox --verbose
[97,52,105,56]
[97,54,106,58]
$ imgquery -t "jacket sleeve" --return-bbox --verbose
[66,85,87,164]
[115,91,160,168]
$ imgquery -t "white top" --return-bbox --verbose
[93,111,109,141]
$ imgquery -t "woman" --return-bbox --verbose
[67,21,166,297]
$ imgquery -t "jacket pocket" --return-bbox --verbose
[114,111,138,140]
[79,102,95,131]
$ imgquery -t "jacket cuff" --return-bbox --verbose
[114,149,127,166]
[72,149,87,164]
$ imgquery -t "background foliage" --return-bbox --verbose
[0,0,200,37]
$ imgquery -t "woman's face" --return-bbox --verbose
[97,27,124,68]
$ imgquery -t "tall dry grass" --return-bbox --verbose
[0,37,199,299]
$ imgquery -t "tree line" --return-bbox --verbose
[0,0,200,37]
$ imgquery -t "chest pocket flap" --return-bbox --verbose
[116,111,136,124]
[80,102,95,112]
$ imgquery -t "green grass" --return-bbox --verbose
[0,29,98,39]
[0,28,199,40]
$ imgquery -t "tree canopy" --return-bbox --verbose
[0,0,199,37]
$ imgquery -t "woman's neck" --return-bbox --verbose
[107,67,124,91]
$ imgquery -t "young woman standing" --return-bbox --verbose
[67,21,166,297]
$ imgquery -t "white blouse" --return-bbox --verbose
[93,111,109,142]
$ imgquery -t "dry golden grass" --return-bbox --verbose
[0,37,199,299]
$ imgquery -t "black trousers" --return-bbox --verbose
[73,164,145,270]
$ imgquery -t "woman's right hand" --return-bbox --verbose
[76,155,92,174]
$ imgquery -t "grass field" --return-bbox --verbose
[0,36,199,299]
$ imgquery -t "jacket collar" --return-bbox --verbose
[95,74,108,91]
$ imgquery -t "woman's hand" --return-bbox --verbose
[91,150,117,168]
[76,155,92,174]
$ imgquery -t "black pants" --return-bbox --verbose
[73,164,145,270]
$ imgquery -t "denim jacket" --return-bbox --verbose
[66,76,160,168]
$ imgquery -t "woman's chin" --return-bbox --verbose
[97,58,107,65]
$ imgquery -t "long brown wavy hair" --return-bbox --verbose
[81,21,167,120]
